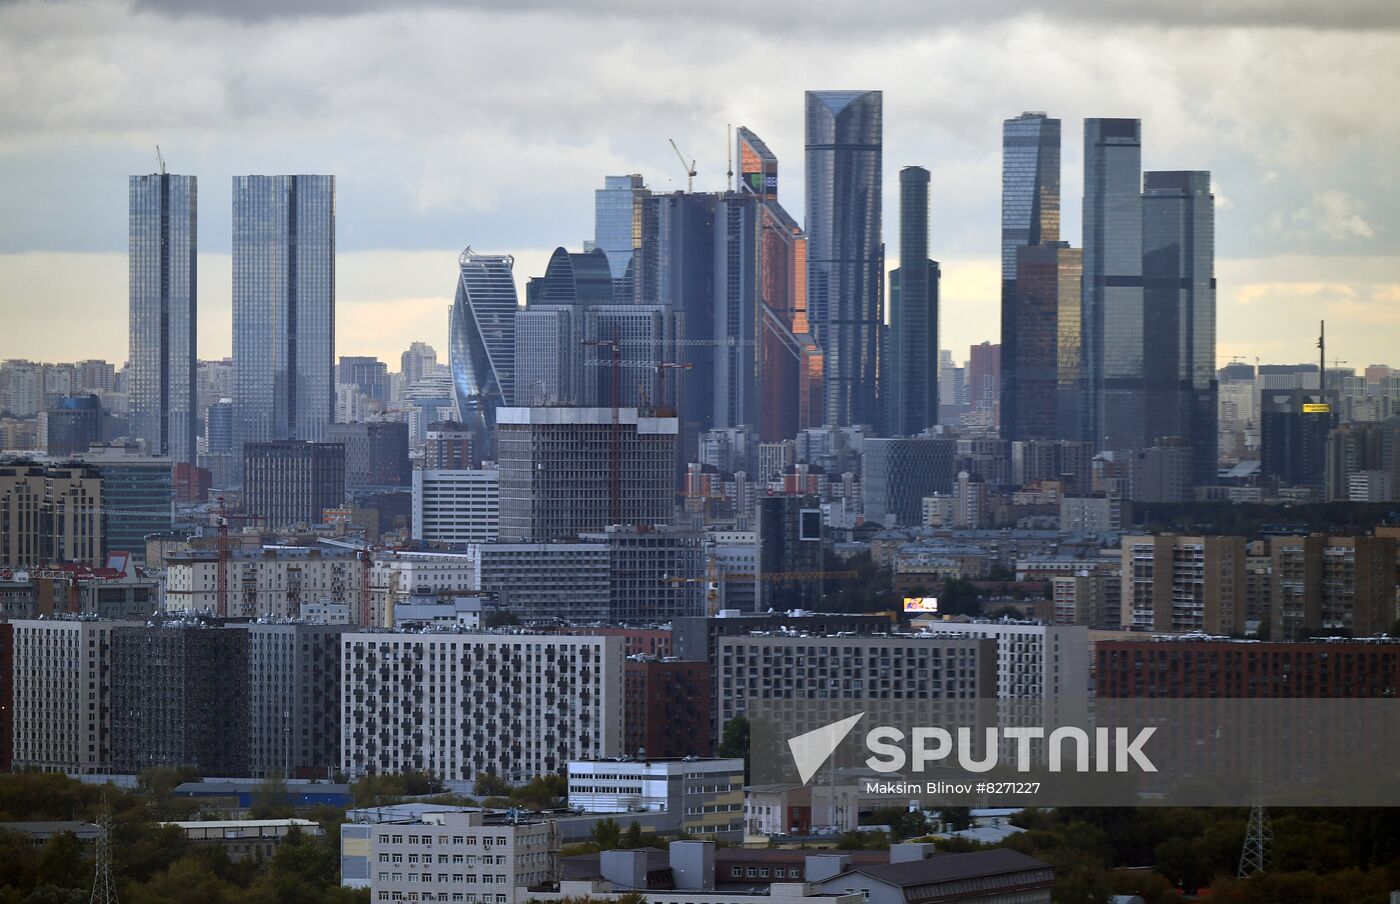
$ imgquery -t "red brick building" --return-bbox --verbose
[1096,639,1400,697]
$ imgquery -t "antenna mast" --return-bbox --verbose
[726,123,734,192]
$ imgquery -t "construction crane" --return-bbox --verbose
[582,336,624,523]
[669,138,697,192]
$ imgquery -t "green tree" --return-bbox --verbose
[34,831,85,888]
[249,771,294,820]
[622,821,644,849]
[474,773,513,798]
[591,818,622,851]
[717,716,750,779]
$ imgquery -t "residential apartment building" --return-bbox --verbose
[240,622,346,778]
[1270,534,1397,639]
[10,618,127,773]
[714,635,994,744]
[164,546,362,618]
[914,621,1089,698]
[340,632,624,781]
[1096,638,1400,697]
[1120,535,1246,633]
[0,460,103,567]
[109,623,251,775]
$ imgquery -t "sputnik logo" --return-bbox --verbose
[788,713,865,784]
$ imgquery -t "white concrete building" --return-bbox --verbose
[163,546,361,618]
[567,758,745,838]
[340,632,624,782]
[341,809,556,903]
[10,618,132,773]
[371,550,480,611]
[914,621,1089,698]
[413,468,500,544]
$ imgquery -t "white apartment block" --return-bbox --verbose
[341,809,556,904]
[714,635,995,743]
[372,550,480,601]
[340,632,624,782]
[915,621,1090,698]
[10,618,131,773]
[163,547,362,618]
[414,469,500,544]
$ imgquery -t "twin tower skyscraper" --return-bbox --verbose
[129,173,335,465]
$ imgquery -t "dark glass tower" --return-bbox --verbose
[805,90,883,430]
[1081,118,1144,450]
[999,113,1060,442]
[887,166,939,436]
[232,175,335,458]
[450,248,517,461]
[1006,242,1082,441]
[129,172,197,463]
[1143,170,1217,482]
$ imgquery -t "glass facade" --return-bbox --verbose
[593,174,650,301]
[129,173,197,463]
[999,113,1060,445]
[450,249,517,460]
[1143,171,1217,482]
[1007,242,1083,441]
[1081,118,1144,450]
[231,175,336,460]
[805,90,883,429]
[887,166,939,437]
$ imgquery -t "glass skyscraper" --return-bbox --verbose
[999,113,1060,443]
[592,174,650,302]
[231,174,336,458]
[129,172,197,463]
[887,166,939,437]
[805,90,883,430]
[450,248,517,460]
[1006,242,1082,441]
[1081,118,1144,451]
[1143,170,1217,482]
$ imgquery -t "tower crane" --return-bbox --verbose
[669,139,697,192]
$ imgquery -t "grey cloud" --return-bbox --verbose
[119,0,1400,29]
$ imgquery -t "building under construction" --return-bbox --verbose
[110,621,250,775]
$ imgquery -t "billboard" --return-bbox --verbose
[1302,402,1332,413]
[903,596,939,613]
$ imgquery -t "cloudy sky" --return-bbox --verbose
[1,0,1397,371]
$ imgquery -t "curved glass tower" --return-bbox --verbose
[450,248,517,460]
[805,90,882,430]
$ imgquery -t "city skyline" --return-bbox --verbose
[1,2,1395,368]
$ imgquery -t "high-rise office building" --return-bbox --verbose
[1142,171,1217,483]
[737,126,822,444]
[337,356,390,406]
[326,421,410,490]
[242,440,345,529]
[1261,389,1337,488]
[806,90,883,429]
[129,172,197,463]
[592,174,650,302]
[1081,119,1144,451]
[44,394,102,457]
[232,175,336,457]
[516,247,608,407]
[496,407,677,541]
[887,166,939,437]
[1004,242,1083,441]
[583,304,680,412]
[636,190,760,441]
[449,249,517,461]
[205,398,234,454]
[1000,113,1060,444]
